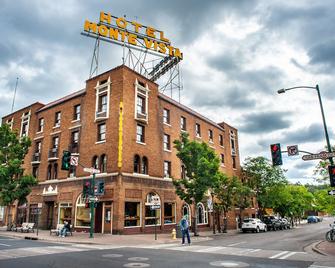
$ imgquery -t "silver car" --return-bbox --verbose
[241,218,267,233]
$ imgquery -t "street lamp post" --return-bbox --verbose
[277,85,333,166]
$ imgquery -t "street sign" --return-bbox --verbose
[70,156,79,166]
[287,145,299,156]
[89,196,98,202]
[150,205,161,210]
[302,151,335,161]
[328,190,335,196]
[83,167,101,174]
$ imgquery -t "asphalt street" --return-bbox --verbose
[0,218,333,268]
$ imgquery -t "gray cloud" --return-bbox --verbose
[308,39,335,69]
[239,111,291,134]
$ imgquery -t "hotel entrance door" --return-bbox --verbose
[103,202,112,234]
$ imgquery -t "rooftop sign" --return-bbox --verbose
[83,12,183,60]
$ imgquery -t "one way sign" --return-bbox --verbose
[328,190,335,196]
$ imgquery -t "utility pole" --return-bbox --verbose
[11,77,19,112]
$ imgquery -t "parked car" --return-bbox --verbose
[307,216,318,223]
[316,216,323,222]
[241,218,267,233]
[262,216,281,231]
[279,218,291,229]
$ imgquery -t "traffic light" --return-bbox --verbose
[97,181,105,195]
[328,165,335,187]
[270,143,283,166]
[61,150,71,170]
[83,180,91,197]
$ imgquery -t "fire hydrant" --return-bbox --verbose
[171,228,176,240]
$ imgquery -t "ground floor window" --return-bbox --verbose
[164,203,175,224]
[0,206,4,221]
[59,203,72,224]
[145,192,161,226]
[124,202,141,227]
[75,194,90,227]
[182,203,191,226]
[28,205,39,226]
[197,202,208,224]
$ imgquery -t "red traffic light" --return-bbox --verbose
[271,144,279,152]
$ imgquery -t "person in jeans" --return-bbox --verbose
[59,221,70,238]
[180,215,191,245]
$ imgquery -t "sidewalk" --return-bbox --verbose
[0,228,221,246]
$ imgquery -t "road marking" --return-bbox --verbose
[269,251,289,259]
[279,251,297,259]
[0,243,11,247]
[227,242,246,247]
[248,249,261,253]
[309,266,335,268]
[195,246,224,252]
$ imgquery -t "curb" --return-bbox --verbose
[310,240,328,256]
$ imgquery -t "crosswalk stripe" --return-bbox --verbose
[309,265,335,268]
[269,251,289,259]
[279,251,297,259]
[195,246,224,252]
[0,243,11,247]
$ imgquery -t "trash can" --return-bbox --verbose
[176,224,182,238]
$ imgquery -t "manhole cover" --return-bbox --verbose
[123,263,150,268]
[210,261,249,267]
[102,254,123,258]
[128,257,150,261]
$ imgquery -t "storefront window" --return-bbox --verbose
[0,206,4,221]
[124,202,141,227]
[197,202,208,224]
[164,203,175,224]
[145,192,161,226]
[75,194,90,227]
[59,203,72,224]
[28,204,39,226]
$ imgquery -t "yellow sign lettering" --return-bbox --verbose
[98,25,108,37]
[158,42,166,54]
[120,31,128,42]
[146,26,156,38]
[131,21,142,33]
[159,31,170,43]
[144,38,154,49]
[174,48,183,59]
[109,28,119,40]
[128,33,137,45]
[84,20,97,32]
[166,45,174,56]
[116,17,127,29]
[100,12,111,24]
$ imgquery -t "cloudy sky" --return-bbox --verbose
[1,0,335,184]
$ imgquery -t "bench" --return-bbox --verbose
[50,224,73,236]
[21,223,35,233]
[14,222,28,232]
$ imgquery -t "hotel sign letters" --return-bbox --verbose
[84,12,183,60]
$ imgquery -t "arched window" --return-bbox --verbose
[134,155,140,173]
[100,154,107,173]
[53,163,58,179]
[197,202,208,224]
[145,192,161,226]
[47,164,52,180]
[92,155,99,169]
[182,203,191,226]
[75,194,90,228]
[141,156,148,174]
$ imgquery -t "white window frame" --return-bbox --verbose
[164,161,171,178]
[124,201,142,228]
[163,108,170,125]
[208,129,214,143]
[144,192,161,227]
[197,202,208,225]
[134,79,150,122]
[230,130,236,155]
[95,77,111,121]
[20,111,31,137]
[182,203,191,226]
[6,118,14,130]
[58,202,72,224]
[163,134,171,151]
[163,202,176,225]
[195,123,201,138]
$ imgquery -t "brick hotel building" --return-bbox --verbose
[2,65,256,234]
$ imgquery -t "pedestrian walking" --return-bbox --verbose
[180,215,191,245]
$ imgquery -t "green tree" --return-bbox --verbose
[213,174,241,232]
[242,156,287,217]
[173,132,220,235]
[314,188,335,215]
[0,124,37,224]
[313,145,335,184]
[234,180,253,226]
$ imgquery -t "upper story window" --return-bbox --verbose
[142,156,148,175]
[100,154,107,173]
[230,130,236,155]
[135,79,149,122]
[181,164,186,179]
[20,111,31,137]
[163,109,170,125]
[73,104,81,121]
[163,134,171,151]
[54,112,61,127]
[97,123,106,142]
[208,129,213,143]
[180,116,186,131]
[92,155,99,169]
[134,154,140,173]
[37,118,44,133]
[195,123,201,138]
[95,77,111,121]
[164,161,171,178]
[6,118,13,130]
[219,134,224,147]
[220,154,225,165]
[136,124,145,143]
[72,131,79,144]
[232,156,236,169]
[36,141,42,153]
[52,136,59,149]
